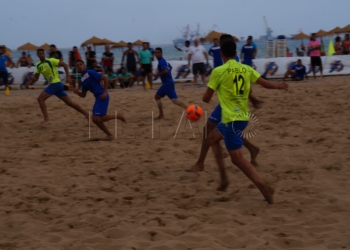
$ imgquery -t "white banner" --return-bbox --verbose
[2,55,350,86]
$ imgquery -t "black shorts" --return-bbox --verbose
[310,57,322,67]
[192,62,205,75]
[0,71,8,85]
[343,51,349,55]
[141,64,152,76]
[127,65,136,73]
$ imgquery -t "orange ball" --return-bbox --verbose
[186,105,203,121]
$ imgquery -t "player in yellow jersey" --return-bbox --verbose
[203,40,288,204]
[30,49,89,127]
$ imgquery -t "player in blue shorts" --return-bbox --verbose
[203,40,288,202]
[29,49,89,127]
[73,60,126,139]
[187,34,262,172]
[153,47,187,119]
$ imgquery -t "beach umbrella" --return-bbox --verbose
[315,29,328,37]
[39,43,51,50]
[291,32,310,40]
[326,26,342,35]
[81,36,104,47]
[97,38,118,46]
[133,39,143,46]
[112,40,128,48]
[17,42,39,51]
[201,30,239,42]
[338,24,350,33]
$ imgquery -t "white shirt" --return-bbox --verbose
[189,45,206,64]
[182,46,192,60]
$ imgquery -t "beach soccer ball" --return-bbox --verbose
[186,105,203,121]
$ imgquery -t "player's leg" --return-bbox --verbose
[319,59,323,77]
[311,59,316,79]
[155,88,165,119]
[148,65,153,89]
[91,95,114,138]
[200,63,206,85]
[208,128,229,191]
[186,104,221,172]
[1,72,9,89]
[37,90,53,127]
[229,148,274,204]
[141,65,146,89]
[242,138,260,167]
[92,116,113,138]
[168,87,187,109]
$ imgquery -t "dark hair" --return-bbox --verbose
[73,46,77,49]
[335,36,341,42]
[120,67,126,71]
[248,36,253,40]
[155,47,162,53]
[142,42,147,45]
[22,52,26,55]
[106,66,113,72]
[75,59,85,65]
[220,40,236,58]
[185,40,190,44]
[311,33,316,36]
[127,42,132,45]
[37,48,45,53]
[50,44,56,48]
[220,34,234,45]
[297,59,302,62]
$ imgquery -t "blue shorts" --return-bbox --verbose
[216,121,248,151]
[243,59,253,67]
[93,94,109,117]
[44,82,68,98]
[156,85,178,100]
[292,74,304,80]
[208,104,221,124]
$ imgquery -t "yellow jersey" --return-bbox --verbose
[207,59,260,123]
[35,58,61,84]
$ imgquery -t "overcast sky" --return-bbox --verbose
[2,0,349,49]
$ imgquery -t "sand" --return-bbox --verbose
[1,76,350,250]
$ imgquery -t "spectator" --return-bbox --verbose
[308,33,323,78]
[69,46,81,70]
[92,60,104,74]
[49,44,63,61]
[17,52,30,67]
[334,36,342,55]
[0,46,15,90]
[121,42,139,74]
[174,40,192,61]
[342,34,350,55]
[296,48,304,56]
[106,68,118,89]
[27,54,34,66]
[134,68,143,85]
[85,46,96,69]
[250,36,258,57]
[240,36,257,66]
[208,38,222,68]
[147,42,155,62]
[138,42,153,89]
[187,38,209,85]
[3,45,13,67]
[283,59,308,81]
[118,67,134,88]
[102,45,114,72]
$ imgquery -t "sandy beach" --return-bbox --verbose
[1,76,350,250]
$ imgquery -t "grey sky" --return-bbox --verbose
[2,0,350,49]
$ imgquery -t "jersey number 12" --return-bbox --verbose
[233,75,244,95]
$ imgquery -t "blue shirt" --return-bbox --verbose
[158,57,174,86]
[209,45,222,66]
[241,43,255,60]
[81,69,104,97]
[0,54,11,72]
[235,55,240,62]
[292,64,306,80]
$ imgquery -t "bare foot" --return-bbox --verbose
[37,120,51,128]
[261,185,275,204]
[216,180,229,191]
[117,113,127,123]
[185,163,204,172]
[154,115,164,120]
[102,135,114,141]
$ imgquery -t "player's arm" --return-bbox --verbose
[187,53,192,67]
[248,90,263,109]
[253,48,257,59]
[154,68,168,77]
[73,88,87,98]
[208,48,213,57]
[100,75,109,99]
[58,61,71,84]
[202,87,215,103]
[29,73,40,83]
[256,77,289,90]
[174,45,182,51]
